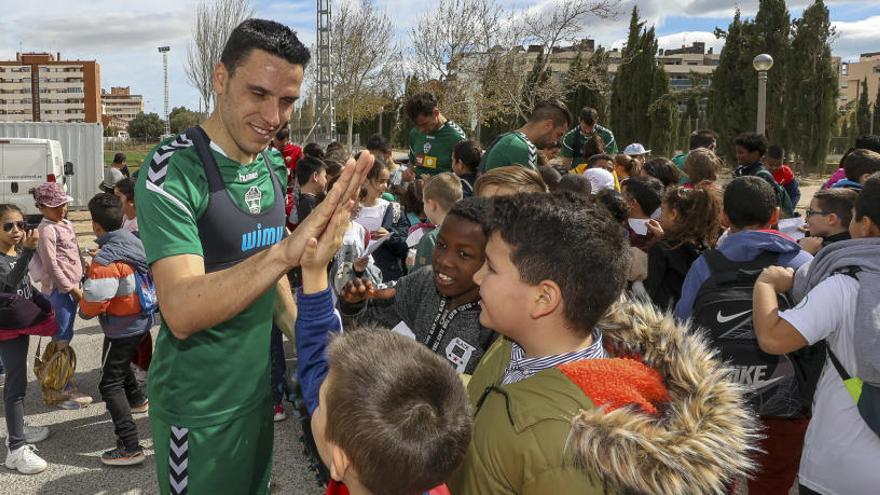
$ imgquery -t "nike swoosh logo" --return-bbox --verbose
[717,309,752,324]
[751,375,786,391]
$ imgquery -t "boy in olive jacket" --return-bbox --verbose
[449,193,761,494]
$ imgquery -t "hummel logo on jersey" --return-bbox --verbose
[729,365,785,391]
[238,171,258,183]
[716,309,752,324]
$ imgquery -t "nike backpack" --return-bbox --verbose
[691,250,823,417]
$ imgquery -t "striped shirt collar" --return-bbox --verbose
[501,329,607,385]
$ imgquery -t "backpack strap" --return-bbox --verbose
[827,347,852,381]
[702,249,780,284]
[832,265,862,280]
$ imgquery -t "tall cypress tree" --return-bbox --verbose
[610,7,657,146]
[648,68,678,157]
[750,0,791,146]
[709,11,754,161]
[564,48,609,122]
[857,77,872,135]
[784,0,838,171]
[873,83,880,135]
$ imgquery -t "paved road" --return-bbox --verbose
[0,322,325,495]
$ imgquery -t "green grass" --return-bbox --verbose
[103,142,159,176]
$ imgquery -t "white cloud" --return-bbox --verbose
[831,16,880,61]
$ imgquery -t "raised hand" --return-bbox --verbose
[283,151,374,268]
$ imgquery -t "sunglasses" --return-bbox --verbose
[2,221,27,233]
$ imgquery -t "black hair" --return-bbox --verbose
[88,193,124,232]
[303,142,325,159]
[579,107,598,126]
[855,135,880,153]
[689,129,718,150]
[734,132,768,156]
[724,176,778,228]
[275,127,290,141]
[114,177,136,202]
[406,92,438,121]
[113,152,126,164]
[447,196,491,237]
[324,158,344,179]
[220,19,311,75]
[595,189,629,224]
[366,133,391,153]
[295,155,327,186]
[367,156,390,181]
[843,149,880,182]
[555,174,592,198]
[641,157,682,188]
[453,140,481,172]
[621,176,664,214]
[766,144,784,160]
[855,172,880,228]
[587,153,614,168]
[529,100,572,128]
[326,141,344,154]
[488,192,628,336]
[538,166,562,191]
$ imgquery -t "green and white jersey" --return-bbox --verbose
[135,132,288,428]
[560,123,619,161]
[482,131,538,171]
[408,120,467,175]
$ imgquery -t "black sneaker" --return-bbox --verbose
[100,446,145,466]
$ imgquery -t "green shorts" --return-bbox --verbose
[151,402,273,495]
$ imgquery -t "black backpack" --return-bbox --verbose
[692,250,823,417]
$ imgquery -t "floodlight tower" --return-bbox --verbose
[158,46,171,136]
[315,0,335,142]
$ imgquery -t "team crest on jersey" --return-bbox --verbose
[245,186,262,214]
[423,142,432,154]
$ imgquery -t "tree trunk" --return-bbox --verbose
[347,110,355,153]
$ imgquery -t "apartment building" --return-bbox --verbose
[101,86,143,127]
[0,52,100,123]
[838,52,880,108]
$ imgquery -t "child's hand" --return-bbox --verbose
[798,236,823,255]
[22,229,39,249]
[353,256,369,273]
[756,266,795,293]
[646,219,664,238]
[371,228,389,239]
[340,278,374,304]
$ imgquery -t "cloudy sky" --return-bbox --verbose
[0,0,877,115]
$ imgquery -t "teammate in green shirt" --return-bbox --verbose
[135,20,374,495]
[407,92,467,176]
[560,107,618,168]
[481,100,572,172]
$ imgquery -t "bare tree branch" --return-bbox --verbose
[184,0,254,113]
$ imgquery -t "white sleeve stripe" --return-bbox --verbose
[145,181,194,219]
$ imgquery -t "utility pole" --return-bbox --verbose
[158,46,171,137]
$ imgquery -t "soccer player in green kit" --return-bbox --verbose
[136,19,374,495]
[407,92,467,176]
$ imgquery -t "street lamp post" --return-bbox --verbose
[158,46,171,137]
[753,53,774,136]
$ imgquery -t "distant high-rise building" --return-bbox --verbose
[101,86,144,128]
[0,52,100,123]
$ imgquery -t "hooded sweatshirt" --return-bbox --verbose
[448,300,761,495]
[79,229,153,338]
[675,229,812,318]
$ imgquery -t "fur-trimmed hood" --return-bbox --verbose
[566,299,762,495]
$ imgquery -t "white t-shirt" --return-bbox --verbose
[122,215,138,233]
[342,221,368,257]
[779,274,880,495]
[355,199,389,233]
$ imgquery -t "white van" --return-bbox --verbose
[0,138,74,217]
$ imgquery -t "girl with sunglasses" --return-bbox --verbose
[0,204,50,474]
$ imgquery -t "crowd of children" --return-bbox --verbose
[3,49,880,495]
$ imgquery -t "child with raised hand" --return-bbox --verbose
[799,188,859,255]
[30,182,93,408]
[644,186,722,310]
[753,172,880,495]
[449,192,759,494]
[0,204,53,474]
[294,197,473,495]
[340,197,494,374]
